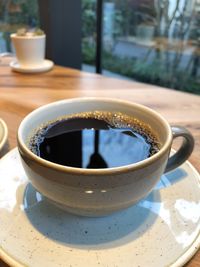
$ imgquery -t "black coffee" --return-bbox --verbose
[29,111,160,169]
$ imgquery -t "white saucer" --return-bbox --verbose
[10,59,54,73]
[0,118,8,157]
[0,148,200,267]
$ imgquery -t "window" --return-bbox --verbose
[82,0,200,94]
[0,0,39,52]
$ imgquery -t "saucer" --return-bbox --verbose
[10,59,54,73]
[0,118,8,157]
[0,148,200,267]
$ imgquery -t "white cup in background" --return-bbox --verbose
[10,33,46,67]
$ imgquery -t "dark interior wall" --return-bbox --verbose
[38,0,82,69]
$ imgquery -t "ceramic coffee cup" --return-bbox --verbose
[11,33,45,67]
[17,98,194,217]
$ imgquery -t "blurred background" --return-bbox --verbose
[0,0,199,94]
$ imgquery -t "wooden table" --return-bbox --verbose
[0,63,200,267]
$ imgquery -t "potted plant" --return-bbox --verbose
[10,28,45,67]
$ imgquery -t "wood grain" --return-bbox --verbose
[0,64,200,267]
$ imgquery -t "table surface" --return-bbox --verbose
[0,63,200,267]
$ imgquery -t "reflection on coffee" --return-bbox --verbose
[29,111,160,169]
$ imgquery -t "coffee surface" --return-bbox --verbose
[29,111,160,168]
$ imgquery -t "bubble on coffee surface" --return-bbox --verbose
[28,111,160,168]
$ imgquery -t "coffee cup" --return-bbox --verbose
[11,33,45,67]
[17,98,194,217]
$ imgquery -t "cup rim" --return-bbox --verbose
[10,33,46,40]
[17,97,172,175]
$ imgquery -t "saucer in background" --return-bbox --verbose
[10,59,54,73]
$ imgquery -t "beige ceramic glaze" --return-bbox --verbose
[17,98,192,216]
[11,33,45,67]
[0,118,8,158]
[0,148,200,267]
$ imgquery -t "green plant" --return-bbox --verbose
[82,0,96,38]
[82,0,96,65]
[82,40,200,95]
[0,0,39,51]
[101,0,200,95]
[82,38,96,65]
[16,27,44,36]
[81,0,200,95]
[132,60,200,95]
[102,50,136,77]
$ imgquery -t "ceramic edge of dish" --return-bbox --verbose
[0,118,8,151]
[0,148,200,267]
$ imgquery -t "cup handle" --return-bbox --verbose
[165,126,194,173]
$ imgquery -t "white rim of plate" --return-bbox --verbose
[0,118,8,151]
[0,148,199,267]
